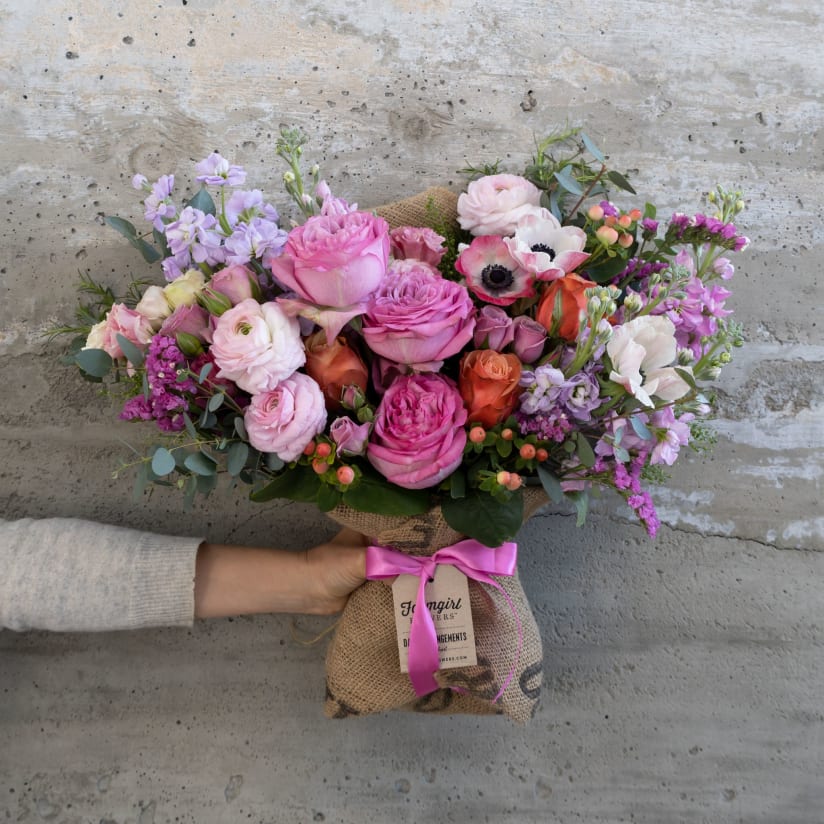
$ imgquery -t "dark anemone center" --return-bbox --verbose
[531,243,556,260]
[480,264,514,292]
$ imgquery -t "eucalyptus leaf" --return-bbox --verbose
[132,463,149,502]
[115,333,145,367]
[183,475,198,511]
[153,227,171,258]
[630,415,653,440]
[567,490,590,527]
[198,362,213,384]
[151,447,176,477]
[184,452,217,476]
[196,473,218,497]
[207,392,225,412]
[266,452,285,471]
[554,167,584,196]
[614,446,631,463]
[132,237,162,264]
[183,412,199,440]
[227,441,249,476]
[233,416,248,441]
[75,348,113,378]
[104,215,138,239]
[580,131,605,163]
[442,489,524,546]
[606,170,637,194]
[575,433,596,468]
[188,187,216,216]
[537,464,564,504]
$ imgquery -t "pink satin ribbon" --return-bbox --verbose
[365,539,522,702]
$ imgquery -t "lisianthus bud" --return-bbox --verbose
[198,287,234,317]
[176,332,204,357]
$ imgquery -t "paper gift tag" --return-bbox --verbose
[391,565,477,673]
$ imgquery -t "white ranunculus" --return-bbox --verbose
[134,285,172,329]
[607,315,691,407]
[163,268,206,309]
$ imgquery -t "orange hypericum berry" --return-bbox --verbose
[501,428,514,441]
[604,215,617,227]
[506,473,523,491]
[596,225,619,245]
[618,214,632,229]
[536,448,549,462]
[496,470,511,486]
[618,232,634,248]
[587,204,604,221]
[336,466,355,485]
[629,208,642,221]
[519,443,537,460]
[315,442,332,458]
[312,459,328,475]
[469,426,486,444]
[303,441,316,456]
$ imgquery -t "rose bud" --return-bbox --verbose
[511,316,547,363]
[535,273,598,342]
[473,305,515,351]
[303,330,369,411]
[458,350,522,428]
[209,263,261,305]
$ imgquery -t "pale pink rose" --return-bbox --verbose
[361,259,476,369]
[457,174,543,236]
[268,210,389,307]
[244,372,327,461]
[135,285,172,329]
[607,315,691,407]
[389,226,446,267]
[209,264,260,305]
[367,373,467,489]
[159,304,210,342]
[474,305,514,351]
[84,302,154,361]
[210,299,305,394]
[504,210,590,280]
[330,416,371,456]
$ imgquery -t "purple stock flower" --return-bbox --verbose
[649,406,693,466]
[224,218,288,267]
[518,363,601,422]
[195,152,246,186]
[225,189,280,227]
[144,174,176,231]
[161,250,191,283]
[164,207,218,257]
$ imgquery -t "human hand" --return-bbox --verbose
[304,528,368,615]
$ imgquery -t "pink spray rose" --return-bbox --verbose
[361,259,476,370]
[330,416,371,456]
[208,263,260,305]
[473,305,515,351]
[389,226,446,267]
[269,210,389,307]
[367,373,467,489]
[511,316,547,363]
[84,302,154,361]
[244,372,327,461]
[457,174,543,236]
[210,299,305,395]
[159,304,211,342]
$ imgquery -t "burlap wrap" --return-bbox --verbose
[374,186,459,232]
[323,488,548,723]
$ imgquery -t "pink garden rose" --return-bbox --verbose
[361,259,476,370]
[269,210,389,308]
[457,174,543,236]
[208,263,260,305]
[367,373,467,489]
[244,372,327,461]
[389,226,446,267]
[210,299,304,395]
[84,302,154,361]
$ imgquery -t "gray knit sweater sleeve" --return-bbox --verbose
[0,517,203,632]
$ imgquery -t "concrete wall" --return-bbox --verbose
[1,1,822,821]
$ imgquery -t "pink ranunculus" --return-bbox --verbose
[244,372,327,461]
[457,174,543,237]
[361,259,476,370]
[84,302,154,361]
[474,305,514,351]
[209,264,260,305]
[210,299,305,395]
[268,210,389,308]
[330,416,371,456]
[389,226,446,267]
[511,315,547,363]
[159,304,211,342]
[367,373,467,489]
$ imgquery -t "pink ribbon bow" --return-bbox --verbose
[365,539,522,701]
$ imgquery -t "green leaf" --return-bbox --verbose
[196,473,218,497]
[184,452,217,476]
[584,253,631,284]
[675,367,698,392]
[153,227,171,258]
[115,333,145,367]
[188,187,216,216]
[227,441,249,476]
[250,465,321,503]
[183,412,199,440]
[151,447,176,477]
[554,167,584,196]
[630,415,653,440]
[567,491,589,526]
[317,484,343,513]
[581,132,605,163]
[606,170,636,194]
[132,237,162,264]
[442,488,524,546]
[644,202,657,219]
[207,392,225,412]
[75,348,113,378]
[266,452,285,471]
[449,470,466,499]
[342,473,430,516]
[198,362,213,384]
[575,433,596,468]
[495,438,513,458]
[537,464,564,504]
[105,215,138,239]
[233,416,248,441]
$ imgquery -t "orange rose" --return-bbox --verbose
[458,350,522,428]
[304,331,368,410]
[535,272,596,342]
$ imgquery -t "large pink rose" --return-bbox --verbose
[457,174,543,236]
[367,373,467,489]
[244,372,327,461]
[210,299,305,395]
[84,302,154,361]
[361,259,476,369]
[269,210,389,307]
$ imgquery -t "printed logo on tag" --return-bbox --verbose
[391,565,477,673]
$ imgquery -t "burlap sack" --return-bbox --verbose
[323,488,548,723]
[374,186,459,232]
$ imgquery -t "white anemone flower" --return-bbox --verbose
[504,209,590,281]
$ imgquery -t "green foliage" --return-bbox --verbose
[342,471,430,516]
[442,488,524,547]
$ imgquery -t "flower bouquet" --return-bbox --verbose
[58,126,746,722]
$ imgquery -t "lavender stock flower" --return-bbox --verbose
[195,152,246,186]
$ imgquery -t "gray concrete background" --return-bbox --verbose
[1,0,822,822]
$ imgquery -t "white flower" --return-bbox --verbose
[504,210,590,280]
[607,315,691,407]
[457,174,543,236]
[163,269,206,309]
[134,285,172,329]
